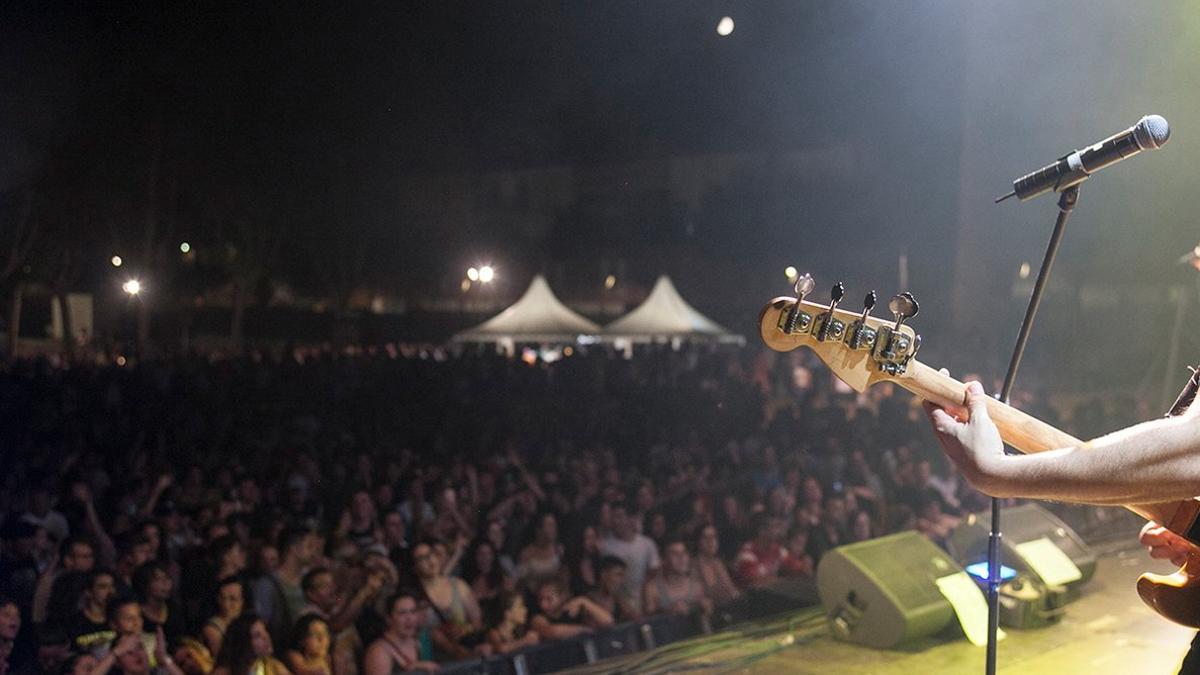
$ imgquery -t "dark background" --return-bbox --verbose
[3,1,1199,395]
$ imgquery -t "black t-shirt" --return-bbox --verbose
[66,612,116,655]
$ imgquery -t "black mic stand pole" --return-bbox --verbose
[985,184,1080,675]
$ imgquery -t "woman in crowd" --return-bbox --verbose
[529,579,613,641]
[202,577,245,658]
[211,614,290,675]
[410,542,483,660]
[483,592,539,655]
[362,590,438,675]
[483,520,515,577]
[460,539,512,605]
[693,526,741,606]
[515,512,564,592]
[564,525,602,596]
[643,540,711,617]
[284,615,332,675]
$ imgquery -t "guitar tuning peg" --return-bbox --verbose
[785,273,815,334]
[887,292,919,331]
[830,282,845,304]
[793,273,815,301]
[861,291,877,320]
[817,282,846,342]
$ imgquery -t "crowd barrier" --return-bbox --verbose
[428,579,820,675]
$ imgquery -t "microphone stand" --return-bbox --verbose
[986,184,1079,675]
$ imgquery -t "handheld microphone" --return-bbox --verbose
[996,115,1170,203]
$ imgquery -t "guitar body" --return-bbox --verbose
[1138,562,1200,628]
[758,292,1200,627]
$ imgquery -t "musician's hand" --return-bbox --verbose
[1140,520,1195,567]
[923,380,1008,494]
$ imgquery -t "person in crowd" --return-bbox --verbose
[209,537,247,584]
[564,525,601,596]
[409,541,483,661]
[482,591,539,655]
[398,481,434,539]
[598,504,660,614]
[380,513,408,568]
[201,577,244,659]
[482,520,515,578]
[460,540,511,605]
[337,491,379,553]
[735,513,789,587]
[134,561,185,647]
[528,579,613,641]
[1,596,21,675]
[515,512,564,592]
[283,615,331,675]
[362,591,438,675]
[693,526,740,606]
[211,615,289,675]
[113,533,154,596]
[779,527,815,578]
[67,570,117,654]
[61,633,140,675]
[849,510,874,543]
[112,627,185,675]
[916,496,961,549]
[586,556,640,623]
[643,540,711,618]
[253,527,318,646]
[32,534,96,626]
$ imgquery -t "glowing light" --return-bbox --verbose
[180,242,191,253]
[784,266,798,280]
[479,265,495,283]
[1018,262,1031,279]
[716,16,734,36]
[467,267,479,281]
[604,275,616,289]
[563,346,574,357]
[461,278,472,292]
[116,356,127,367]
[122,280,141,296]
[111,256,123,268]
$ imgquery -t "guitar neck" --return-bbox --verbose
[898,359,1200,541]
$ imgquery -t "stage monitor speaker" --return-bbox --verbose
[946,503,1096,594]
[817,531,963,649]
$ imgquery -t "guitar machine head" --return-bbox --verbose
[759,273,922,393]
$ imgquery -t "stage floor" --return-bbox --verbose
[565,545,1195,674]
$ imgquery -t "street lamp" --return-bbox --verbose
[122,279,142,296]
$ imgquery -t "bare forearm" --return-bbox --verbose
[988,414,1200,504]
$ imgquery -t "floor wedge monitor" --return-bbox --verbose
[946,503,1096,596]
[817,530,964,648]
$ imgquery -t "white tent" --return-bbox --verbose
[453,274,601,344]
[603,275,743,344]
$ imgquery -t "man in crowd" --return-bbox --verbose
[253,526,319,645]
[598,503,660,615]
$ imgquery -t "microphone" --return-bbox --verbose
[996,115,1170,203]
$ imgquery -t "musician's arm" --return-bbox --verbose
[927,381,1200,505]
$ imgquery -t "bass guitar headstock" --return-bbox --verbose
[758,273,922,392]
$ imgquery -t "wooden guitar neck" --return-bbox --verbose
[898,359,1200,543]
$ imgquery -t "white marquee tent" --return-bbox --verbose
[453,274,600,344]
[603,275,743,344]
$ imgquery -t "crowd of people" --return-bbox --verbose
[0,344,1136,675]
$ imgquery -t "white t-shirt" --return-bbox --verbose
[599,534,660,612]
